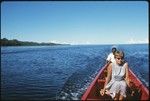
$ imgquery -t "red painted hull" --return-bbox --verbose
[81,64,149,100]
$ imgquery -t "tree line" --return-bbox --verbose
[1,38,63,46]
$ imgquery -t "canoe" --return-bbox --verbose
[81,64,149,100]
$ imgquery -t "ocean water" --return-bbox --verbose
[1,44,149,100]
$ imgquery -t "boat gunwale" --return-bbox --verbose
[81,64,107,100]
[129,69,149,96]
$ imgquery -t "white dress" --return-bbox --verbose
[105,61,127,98]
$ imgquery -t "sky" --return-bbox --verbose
[1,1,149,45]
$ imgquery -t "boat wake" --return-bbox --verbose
[56,56,104,100]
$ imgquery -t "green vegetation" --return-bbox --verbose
[1,38,67,46]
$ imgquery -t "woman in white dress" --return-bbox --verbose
[100,50,130,100]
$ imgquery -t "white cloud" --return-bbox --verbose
[127,38,148,44]
[50,40,68,44]
[69,41,92,45]
[50,40,90,45]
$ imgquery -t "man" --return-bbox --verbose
[106,46,117,63]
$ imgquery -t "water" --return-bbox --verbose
[1,44,149,100]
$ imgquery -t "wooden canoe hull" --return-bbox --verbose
[81,65,149,100]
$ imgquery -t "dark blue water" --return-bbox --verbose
[1,44,149,100]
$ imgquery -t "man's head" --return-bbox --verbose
[112,47,117,54]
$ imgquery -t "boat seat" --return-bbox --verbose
[97,79,106,83]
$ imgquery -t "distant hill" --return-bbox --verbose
[1,38,69,46]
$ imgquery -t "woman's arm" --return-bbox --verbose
[100,63,112,96]
[103,63,112,89]
[125,63,130,86]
